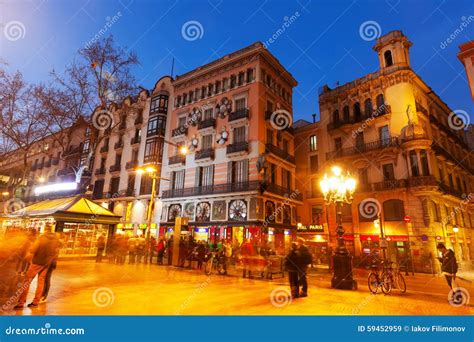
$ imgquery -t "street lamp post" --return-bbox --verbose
[320,166,357,290]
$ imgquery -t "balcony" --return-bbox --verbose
[265,183,303,201]
[162,180,260,199]
[439,182,464,199]
[372,179,407,191]
[100,145,109,153]
[126,160,138,170]
[172,126,187,137]
[432,142,474,174]
[169,155,185,165]
[326,137,399,160]
[229,108,249,122]
[415,101,429,116]
[114,141,124,150]
[130,136,141,145]
[62,145,82,157]
[227,141,248,155]
[51,158,59,166]
[57,167,75,176]
[37,162,44,170]
[198,118,216,130]
[195,148,214,161]
[109,164,121,173]
[327,105,391,131]
[126,188,135,197]
[407,175,437,187]
[95,167,106,176]
[143,154,161,164]
[265,144,295,164]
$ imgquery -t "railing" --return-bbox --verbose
[372,179,407,191]
[109,164,121,172]
[198,118,216,130]
[432,141,474,174]
[227,141,248,154]
[327,106,391,131]
[131,136,141,145]
[326,137,399,159]
[265,143,295,164]
[126,160,138,170]
[439,182,464,199]
[172,126,187,137]
[114,141,124,150]
[195,148,214,160]
[407,175,437,187]
[144,154,161,164]
[266,183,303,201]
[415,101,429,116]
[229,108,249,121]
[162,180,260,199]
[95,168,106,176]
[169,155,186,165]
[429,114,468,149]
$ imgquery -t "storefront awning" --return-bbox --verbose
[2,196,121,224]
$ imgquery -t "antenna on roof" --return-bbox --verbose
[170,58,175,78]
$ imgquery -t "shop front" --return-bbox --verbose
[1,196,121,257]
[359,234,410,267]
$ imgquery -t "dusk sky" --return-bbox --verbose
[1,0,473,122]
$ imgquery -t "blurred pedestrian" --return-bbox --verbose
[96,234,106,263]
[136,235,146,263]
[437,243,458,289]
[13,225,61,309]
[156,237,165,265]
[128,235,138,264]
[222,240,232,275]
[284,242,299,298]
[296,238,312,297]
[40,233,62,303]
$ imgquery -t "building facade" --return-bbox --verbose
[295,31,474,272]
[158,42,301,250]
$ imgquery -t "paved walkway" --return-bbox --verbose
[2,260,473,315]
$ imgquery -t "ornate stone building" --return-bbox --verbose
[158,42,301,248]
[295,31,474,272]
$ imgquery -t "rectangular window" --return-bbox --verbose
[355,133,364,150]
[127,175,135,196]
[144,138,163,162]
[382,164,395,180]
[150,95,169,114]
[309,135,317,151]
[202,135,213,149]
[235,98,246,111]
[358,168,368,184]
[230,159,248,183]
[247,68,254,82]
[311,206,323,225]
[92,180,105,199]
[109,177,120,195]
[238,72,245,86]
[266,129,273,145]
[171,170,185,190]
[410,151,419,176]
[432,201,440,222]
[281,169,291,189]
[147,116,166,136]
[178,116,186,127]
[379,125,390,144]
[140,176,153,195]
[196,165,214,187]
[230,75,236,88]
[310,155,319,173]
[203,108,213,120]
[233,126,246,143]
[216,81,221,93]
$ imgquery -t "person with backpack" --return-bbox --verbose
[436,243,458,289]
[296,238,312,297]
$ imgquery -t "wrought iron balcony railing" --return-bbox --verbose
[265,143,295,164]
[227,141,248,154]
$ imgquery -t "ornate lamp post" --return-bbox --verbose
[320,166,357,290]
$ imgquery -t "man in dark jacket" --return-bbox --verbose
[296,238,312,297]
[14,227,61,309]
[437,243,458,288]
[284,243,300,298]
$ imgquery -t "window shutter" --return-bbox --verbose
[195,167,201,187]
[243,159,249,182]
[227,161,233,183]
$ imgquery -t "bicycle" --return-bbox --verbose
[204,251,226,275]
[368,260,406,294]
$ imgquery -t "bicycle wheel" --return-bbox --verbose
[368,272,379,294]
[381,271,392,294]
[395,272,406,293]
[204,257,214,275]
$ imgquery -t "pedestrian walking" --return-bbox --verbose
[136,235,146,263]
[96,234,106,263]
[196,241,206,270]
[13,225,61,309]
[167,236,173,265]
[156,238,165,265]
[284,243,300,298]
[296,238,312,297]
[40,234,61,304]
[436,243,458,289]
[222,240,232,275]
[128,235,138,264]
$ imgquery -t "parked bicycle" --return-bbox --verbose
[368,260,406,294]
[204,251,226,276]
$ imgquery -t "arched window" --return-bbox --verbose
[376,94,385,114]
[333,110,340,123]
[364,98,373,117]
[420,150,430,176]
[384,50,393,67]
[353,102,361,121]
[343,106,350,121]
[383,199,405,221]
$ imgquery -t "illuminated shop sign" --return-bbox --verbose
[297,224,324,232]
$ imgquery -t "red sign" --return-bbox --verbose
[360,235,380,241]
[404,215,411,223]
[389,235,409,242]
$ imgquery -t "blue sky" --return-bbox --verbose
[1,0,473,122]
